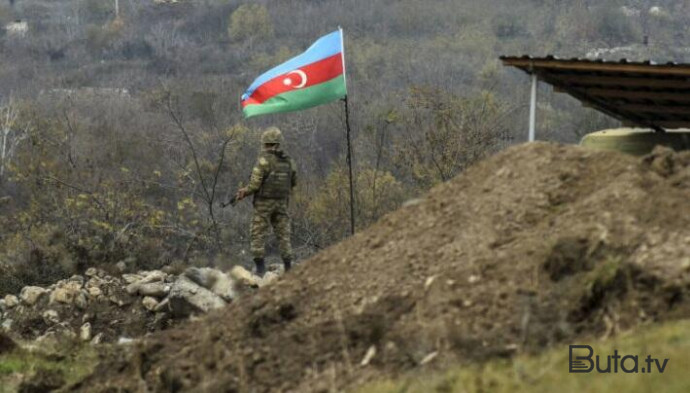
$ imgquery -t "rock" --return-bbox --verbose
[168,276,227,318]
[260,271,280,287]
[108,296,126,307]
[85,267,99,277]
[42,310,60,325]
[360,345,377,366]
[229,265,261,287]
[74,292,88,309]
[4,295,19,309]
[49,281,83,304]
[91,333,104,345]
[1,319,12,331]
[142,296,159,312]
[122,274,143,285]
[80,323,92,341]
[184,267,236,301]
[126,282,170,298]
[139,270,167,284]
[0,298,5,313]
[87,286,102,298]
[154,298,170,313]
[69,275,85,286]
[20,286,48,306]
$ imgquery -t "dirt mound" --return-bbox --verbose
[71,143,690,393]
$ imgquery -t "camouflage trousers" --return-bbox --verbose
[250,198,293,260]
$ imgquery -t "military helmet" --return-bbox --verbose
[261,127,283,144]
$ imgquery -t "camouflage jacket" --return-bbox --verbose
[246,149,297,199]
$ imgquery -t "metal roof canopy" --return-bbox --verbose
[500,55,690,134]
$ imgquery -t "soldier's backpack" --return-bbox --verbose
[257,152,293,199]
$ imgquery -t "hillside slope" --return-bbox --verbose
[71,142,690,393]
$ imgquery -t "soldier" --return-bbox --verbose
[235,127,297,277]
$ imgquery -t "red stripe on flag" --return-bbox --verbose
[242,53,343,107]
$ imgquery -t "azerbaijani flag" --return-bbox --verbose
[241,29,347,118]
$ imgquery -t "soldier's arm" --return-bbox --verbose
[245,157,269,195]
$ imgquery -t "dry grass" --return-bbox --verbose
[355,319,690,393]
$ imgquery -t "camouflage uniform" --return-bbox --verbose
[245,149,297,261]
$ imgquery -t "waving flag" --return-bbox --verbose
[241,29,347,118]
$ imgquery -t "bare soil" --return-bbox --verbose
[69,143,690,393]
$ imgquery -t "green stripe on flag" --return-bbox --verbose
[243,76,346,118]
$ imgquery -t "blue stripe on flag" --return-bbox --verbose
[242,30,342,100]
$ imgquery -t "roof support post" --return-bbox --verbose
[529,72,537,142]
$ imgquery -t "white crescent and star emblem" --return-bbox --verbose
[283,70,307,89]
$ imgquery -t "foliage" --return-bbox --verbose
[228,4,274,43]
[305,166,407,243]
[392,87,512,188]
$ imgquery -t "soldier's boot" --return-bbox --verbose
[254,258,266,278]
[283,258,292,272]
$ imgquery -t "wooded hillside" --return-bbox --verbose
[0,0,686,291]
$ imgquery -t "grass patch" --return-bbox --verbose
[355,319,690,393]
[0,344,97,393]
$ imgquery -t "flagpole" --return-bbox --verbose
[344,96,356,236]
[340,26,356,236]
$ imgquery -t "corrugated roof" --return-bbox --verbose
[501,55,690,131]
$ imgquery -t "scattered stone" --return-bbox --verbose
[80,323,92,341]
[168,276,227,318]
[91,333,104,345]
[118,337,134,345]
[419,351,438,365]
[154,298,170,313]
[402,198,424,207]
[85,268,99,277]
[142,296,159,312]
[20,286,48,306]
[360,345,377,366]
[75,292,88,310]
[4,295,19,309]
[139,270,167,284]
[424,276,436,290]
[122,274,143,285]
[260,271,280,287]
[108,296,126,307]
[69,275,85,286]
[127,282,170,298]
[230,265,261,287]
[1,319,12,331]
[42,310,60,325]
[49,281,83,304]
[87,286,102,298]
[184,267,237,301]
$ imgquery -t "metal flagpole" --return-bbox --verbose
[529,72,537,142]
[340,26,356,235]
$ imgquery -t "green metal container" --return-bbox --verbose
[579,128,690,156]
